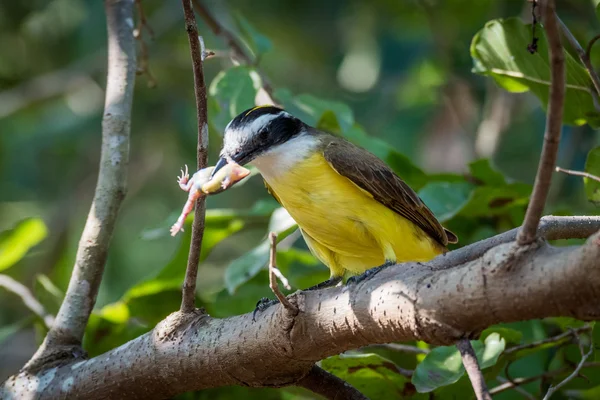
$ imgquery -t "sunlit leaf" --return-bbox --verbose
[98,301,130,324]
[585,147,600,205]
[321,353,410,399]
[209,66,260,131]
[471,18,600,127]
[0,218,48,271]
[418,182,475,222]
[481,326,523,345]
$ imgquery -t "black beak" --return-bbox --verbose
[211,157,229,178]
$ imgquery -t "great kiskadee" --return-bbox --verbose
[213,105,458,289]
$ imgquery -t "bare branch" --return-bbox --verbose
[586,34,600,59]
[555,166,600,183]
[557,16,600,97]
[543,336,594,399]
[295,365,368,400]
[268,232,297,313]
[491,362,600,395]
[505,324,591,355]
[517,0,565,245]
[495,377,536,400]
[180,0,209,314]
[5,229,600,398]
[431,215,600,270]
[457,339,492,400]
[23,0,137,371]
[191,0,278,105]
[0,275,54,329]
[369,343,430,354]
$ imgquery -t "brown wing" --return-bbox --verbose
[322,136,457,246]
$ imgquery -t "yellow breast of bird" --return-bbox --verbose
[262,152,442,277]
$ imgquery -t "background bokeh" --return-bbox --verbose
[1,0,600,398]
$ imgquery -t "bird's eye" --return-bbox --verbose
[258,129,269,139]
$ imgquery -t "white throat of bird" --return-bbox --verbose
[251,130,319,179]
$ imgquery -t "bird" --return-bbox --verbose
[212,105,458,292]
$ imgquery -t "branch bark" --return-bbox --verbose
[457,339,492,400]
[5,227,600,398]
[23,0,137,371]
[517,0,565,245]
[180,0,209,313]
[556,15,600,98]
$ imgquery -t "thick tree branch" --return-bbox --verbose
[457,339,492,400]
[430,215,600,269]
[5,227,600,398]
[180,0,209,313]
[517,0,565,245]
[0,275,54,329]
[295,365,368,400]
[556,16,600,97]
[23,0,137,371]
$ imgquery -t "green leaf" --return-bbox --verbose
[0,218,48,271]
[224,208,298,293]
[481,326,523,345]
[275,89,354,133]
[232,12,272,57]
[471,18,600,127]
[412,345,464,392]
[0,317,33,347]
[321,353,410,399]
[412,334,505,393]
[458,183,531,218]
[418,182,475,222]
[209,66,260,131]
[585,147,600,205]
[468,159,506,186]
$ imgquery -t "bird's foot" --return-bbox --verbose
[303,276,343,292]
[347,260,395,285]
[177,165,191,191]
[252,297,279,322]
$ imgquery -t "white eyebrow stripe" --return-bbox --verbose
[247,112,284,133]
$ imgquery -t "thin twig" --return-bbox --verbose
[268,232,296,311]
[555,166,600,183]
[556,16,600,97]
[0,275,54,329]
[180,0,209,314]
[295,365,368,400]
[505,324,591,355]
[457,339,492,400]
[134,0,156,87]
[369,343,430,354]
[495,377,536,400]
[191,0,278,105]
[24,0,137,371]
[490,362,600,395]
[543,337,594,399]
[517,0,565,245]
[586,34,600,59]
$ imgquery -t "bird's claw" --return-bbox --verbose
[177,165,190,190]
[252,297,279,322]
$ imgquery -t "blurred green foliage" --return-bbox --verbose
[2,0,600,399]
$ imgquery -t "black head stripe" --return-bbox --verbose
[227,105,285,131]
